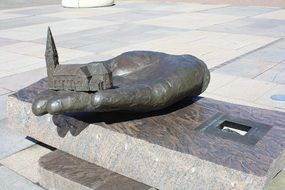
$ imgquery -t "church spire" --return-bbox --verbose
[45,27,59,81]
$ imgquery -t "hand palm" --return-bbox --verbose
[32,51,210,116]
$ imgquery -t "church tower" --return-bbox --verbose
[45,27,59,86]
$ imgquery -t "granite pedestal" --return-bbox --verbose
[7,78,285,190]
[39,150,154,190]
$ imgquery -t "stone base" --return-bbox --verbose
[39,150,154,190]
[7,78,285,190]
[62,0,114,8]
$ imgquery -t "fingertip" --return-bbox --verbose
[46,99,63,114]
[32,99,48,116]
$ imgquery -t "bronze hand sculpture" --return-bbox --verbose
[32,28,210,116]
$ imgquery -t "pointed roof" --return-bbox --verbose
[87,63,111,75]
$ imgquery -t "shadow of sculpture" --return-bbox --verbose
[52,96,202,137]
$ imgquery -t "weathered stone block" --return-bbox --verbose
[39,150,154,190]
[7,78,285,190]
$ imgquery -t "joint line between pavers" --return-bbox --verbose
[209,37,283,72]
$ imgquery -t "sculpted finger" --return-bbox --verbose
[32,90,59,116]
[46,92,92,114]
[91,85,154,112]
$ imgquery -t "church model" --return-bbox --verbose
[45,27,113,92]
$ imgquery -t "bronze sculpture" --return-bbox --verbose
[46,28,113,92]
[32,28,210,116]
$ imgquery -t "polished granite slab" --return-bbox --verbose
[39,150,154,190]
[7,78,285,190]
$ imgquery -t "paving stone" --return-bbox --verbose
[60,53,115,65]
[200,6,280,17]
[33,24,131,46]
[215,58,277,78]
[255,60,285,84]
[0,67,46,91]
[204,72,238,93]
[0,71,13,79]
[0,37,19,47]
[34,24,186,49]
[140,3,228,13]
[245,46,285,63]
[76,39,132,53]
[0,0,60,10]
[0,42,93,61]
[0,12,25,20]
[201,92,283,111]
[211,77,276,102]
[114,1,167,11]
[201,17,285,38]
[0,15,62,30]
[0,52,43,74]
[254,84,285,110]
[0,166,44,190]
[41,7,127,19]
[0,93,12,120]
[138,12,242,30]
[95,10,178,23]
[103,30,276,68]
[255,9,285,20]
[214,39,285,82]
[0,88,11,95]
[8,5,66,15]
[0,19,116,41]
[0,50,42,63]
[0,119,34,159]
[0,144,51,183]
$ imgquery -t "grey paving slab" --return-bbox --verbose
[33,24,126,45]
[0,67,46,91]
[76,39,132,53]
[0,119,34,160]
[0,0,60,10]
[215,39,285,82]
[115,2,164,10]
[199,6,280,17]
[0,15,64,30]
[0,166,43,190]
[200,17,285,38]
[94,10,179,23]
[110,25,187,44]
[214,58,277,78]
[0,37,20,47]
[0,94,10,120]
[34,23,186,48]
[245,46,285,63]
[60,53,113,65]
[0,88,11,95]
[256,60,285,84]
[7,5,64,15]
[243,39,285,63]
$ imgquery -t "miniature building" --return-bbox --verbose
[45,27,113,92]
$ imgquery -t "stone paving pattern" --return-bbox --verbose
[0,0,285,189]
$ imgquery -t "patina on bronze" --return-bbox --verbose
[32,28,211,116]
[46,27,113,92]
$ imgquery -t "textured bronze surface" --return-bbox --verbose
[39,150,153,190]
[34,34,210,115]
[46,28,113,92]
[12,79,285,177]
